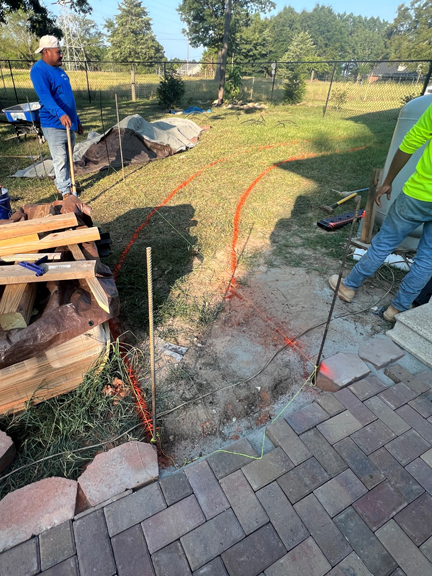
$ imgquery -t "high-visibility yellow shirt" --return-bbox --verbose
[399,103,432,202]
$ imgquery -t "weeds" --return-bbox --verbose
[0,342,143,499]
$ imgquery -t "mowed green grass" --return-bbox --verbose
[0,96,394,337]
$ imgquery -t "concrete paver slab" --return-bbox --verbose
[364,396,411,436]
[266,419,311,465]
[39,520,75,572]
[151,541,191,576]
[394,493,432,546]
[349,376,387,401]
[111,524,154,576]
[376,520,432,575]
[326,552,374,576]
[285,403,329,434]
[406,458,432,495]
[185,460,229,520]
[351,420,396,455]
[334,507,397,576]
[316,353,370,392]
[242,447,294,491]
[277,457,329,504]
[300,428,347,477]
[294,493,352,566]
[265,536,331,576]
[334,437,385,490]
[0,538,40,576]
[314,469,368,517]
[369,448,424,503]
[104,482,166,537]
[221,524,286,576]
[142,495,205,554]
[317,411,364,444]
[353,481,407,531]
[385,429,430,466]
[220,470,269,535]
[257,482,309,551]
[206,439,258,480]
[160,471,192,506]
[358,337,404,369]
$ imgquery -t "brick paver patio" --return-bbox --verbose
[1,363,432,575]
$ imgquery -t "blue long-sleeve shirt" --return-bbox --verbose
[30,60,80,131]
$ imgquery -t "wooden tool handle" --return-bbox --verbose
[335,192,358,207]
[66,127,77,196]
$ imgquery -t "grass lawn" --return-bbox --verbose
[0,90,398,493]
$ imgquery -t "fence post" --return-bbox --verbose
[131,64,136,101]
[84,61,91,104]
[323,63,337,118]
[421,61,432,95]
[270,61,277,102]
[0,63,6,93]
[8,60,19,104]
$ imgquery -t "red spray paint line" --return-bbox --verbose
[113,157,226,282]
[229,146,367,281]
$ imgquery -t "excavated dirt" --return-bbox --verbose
[155,260,393,466]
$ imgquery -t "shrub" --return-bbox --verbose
[331,87,348,111]
[400,93,418,106]
[156,72,185,109]
[225,66,243,100]
[283,70,306,104]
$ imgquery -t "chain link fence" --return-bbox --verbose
[1,59,431,127]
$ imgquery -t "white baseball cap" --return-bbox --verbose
[35,36,61,54]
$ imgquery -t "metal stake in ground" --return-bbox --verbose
[115,94,125,180]
[26,95,49,180]
[99,91,112,172]
[315,195,362,377]
[146,247,157,442]
[66,127,77,196]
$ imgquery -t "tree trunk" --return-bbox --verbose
[214,49,222,81]
[217,0,233,105]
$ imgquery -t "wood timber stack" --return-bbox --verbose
[0,213,111,415]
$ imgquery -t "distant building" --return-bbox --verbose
[370,63,419,83]
[177,62,201,77]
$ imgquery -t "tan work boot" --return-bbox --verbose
[383,305,401,323]
[329,275,356,303]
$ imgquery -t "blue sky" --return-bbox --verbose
[49,0,403,60]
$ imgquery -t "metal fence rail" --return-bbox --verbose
[1,59,431,127]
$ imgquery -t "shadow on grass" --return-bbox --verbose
[104,203,198,332]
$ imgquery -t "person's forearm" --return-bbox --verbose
[384,148,412,185]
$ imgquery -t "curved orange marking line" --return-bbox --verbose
[113,158,225,281]
[229,146,367,280]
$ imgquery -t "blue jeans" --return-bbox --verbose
[42,127,75,196]
[344,192,432,311]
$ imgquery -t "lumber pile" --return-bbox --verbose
[0,208,117,415]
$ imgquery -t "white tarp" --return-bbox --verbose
[12,116,203,178]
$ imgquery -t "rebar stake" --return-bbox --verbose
[315,195,362,380]
[115,94,125,180]
[146,247,157,441]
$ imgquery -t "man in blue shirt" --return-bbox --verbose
[30,35,83,198]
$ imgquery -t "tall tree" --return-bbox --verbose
[105,0,165,62]
[0,10,38,61]
[386,0,432,63]
[0,0,91,38]
[178,0,274,100]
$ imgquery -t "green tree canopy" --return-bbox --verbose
[0,0,91,37]
[0,10,38,61]
[386,0,432,62]
[105,0,165,62]
[177,0,275,54]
